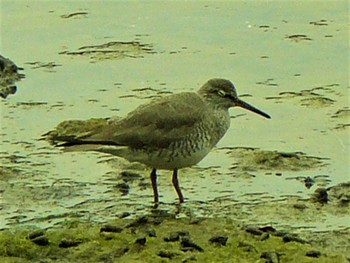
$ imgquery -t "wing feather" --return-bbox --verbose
[88,92,206,149]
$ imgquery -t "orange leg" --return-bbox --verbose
[172,169,184,203]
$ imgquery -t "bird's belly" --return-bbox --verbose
[125,146,213,170]
[149,147,212,169]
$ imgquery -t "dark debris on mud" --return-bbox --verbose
[0,54,25,99]
[0,215,347,263]
[59,41,156,62]
[226,147,327,172]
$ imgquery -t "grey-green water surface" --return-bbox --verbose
[0,2,349,257]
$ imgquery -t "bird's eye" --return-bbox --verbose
[218,90,226,97]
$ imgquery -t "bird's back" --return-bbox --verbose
[88,92,210,148]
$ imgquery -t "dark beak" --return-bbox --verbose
[235,98,271,119]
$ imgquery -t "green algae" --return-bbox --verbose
[227,147,327,172]
[0,217,346,263]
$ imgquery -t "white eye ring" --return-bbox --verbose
[218,90,226,97]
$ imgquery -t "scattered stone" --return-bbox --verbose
[135,237,146,246]
[59,239,83,248]
[260,233,270,241]
[304,176,315,188]
[125,216,148,228]
[120,171,142,182]
[31,235,50,246]
[119,212,131,218]
[293,203,308,210]
[282,234,307,244]
[209,235,228,246]
[27,230,49,246]
[306,250,321,258]
[259,226,276,233]
[164,231,189,242]
[100,224,123,233]
[180,237,204,252]
[113,246,129,257]
[311,188,328,204]
[27,230,45,240]
[182,255,197,262]
[146,229,156,237]
[157,250,179,259]
[260,251,282,263]
[189,218,205,224]
[238,241,258,253]
[114,182,129,195]
[152,216,165,226]
[245,226,263,236]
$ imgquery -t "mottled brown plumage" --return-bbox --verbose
[56,78,270,204]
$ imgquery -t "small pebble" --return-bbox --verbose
[304,176,315,188]
[238,241,258,253]
[125,216,148,228]
[293,204,307,210]
[181,237,204,252]
[164,231,189,242]
[259,226,276,233]
[120,171,142,182]
[260,251,281,263]
[182,255,197,262]
[113,246,129,257]
[157,250,179,259]
[119,212,131,218]
[260,233,270,241]
[245,227,263,236]
[147,229,156,237]
[100,224,123,233]
[306,250,321,258]
[135,237,146,246]
[209,235,228,246]
[31,236,50,246]
[282,234,307,244]
[114,182,129,195]
[27,230,45,240]
[311,188,328,204]
[59,239,82,248]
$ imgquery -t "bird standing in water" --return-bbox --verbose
[55,79,271,204]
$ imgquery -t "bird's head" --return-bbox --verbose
[198,78,270,119]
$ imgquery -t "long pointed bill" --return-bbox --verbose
[235,99,271,119]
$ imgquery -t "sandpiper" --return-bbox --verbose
[57,79,270,203]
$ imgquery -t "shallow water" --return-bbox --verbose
[0,1,349,234]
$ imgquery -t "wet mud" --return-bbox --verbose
[1,1,349,262]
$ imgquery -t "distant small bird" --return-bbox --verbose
[53,79,270,204]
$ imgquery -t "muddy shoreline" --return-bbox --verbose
[1,2,349,262]
[0,210,348,263]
